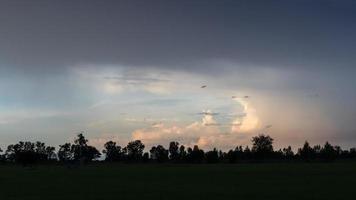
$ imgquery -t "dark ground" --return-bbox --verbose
[0,163,355,200]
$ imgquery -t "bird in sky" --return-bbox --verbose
[201,85,207,88]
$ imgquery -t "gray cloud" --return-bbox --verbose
[1,0,356,73]
[104,76,170,86]
[1,0,356,148]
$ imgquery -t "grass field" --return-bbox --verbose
[0,163,355,200]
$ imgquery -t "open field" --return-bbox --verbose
[0,163,355,200]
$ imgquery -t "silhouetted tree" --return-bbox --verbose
[298,141,315,161]
[243,146,252,160]
[5,141,55,165]
[103,141,123,162]
[84,146,101,162]
[0,148,4,163]
[71,133,100,163]
[189,145,205,163]
[4,145,15,162]
[349,148,356,158]
[35,141,48,161]
[150,145,168,162]
[252,134,274,159]
[235,146,245,159]
[143,152,149,162]
[1,133,356,165]
[282,146,294,159]
[186,147,193,162]
[320,142,337,161]
[179,145,186,161]
[126,140,145,161]
[58,134,100,164]
[334,146,342,157]
[227,149,237,163]
[206,148,219,163]
[169,141,180,161]
[45,146,57,161]
[313,144,322,159]
[58,143,72,162]
[72,133,87,161]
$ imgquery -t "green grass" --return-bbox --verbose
[0,163,355,200]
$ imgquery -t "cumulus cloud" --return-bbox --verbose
[231,99,260,133]
[88,133,130,150]
[131,108,258,150]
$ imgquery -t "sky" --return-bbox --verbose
[1,0,356,151]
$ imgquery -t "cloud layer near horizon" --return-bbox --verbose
[131,101,259,150]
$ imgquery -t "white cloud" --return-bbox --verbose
[131,112,256,150]
[232,99,260,133]
[88,133,130,150]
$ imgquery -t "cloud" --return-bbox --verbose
[0,119,11,125]
[72,65,176,95]
[0,109,70,125]
[104,76,170,85]
[131,111,256,150]
[88,133,130,150]
[231,99,260,133]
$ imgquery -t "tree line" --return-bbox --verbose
[0,133,355,166]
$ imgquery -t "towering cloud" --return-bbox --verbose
[131,107,258,150]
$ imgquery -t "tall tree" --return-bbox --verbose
[126,140,145,161]
[150,145,168,162]
[58,143,72,162]
[298,141,315,161]
[103,141,122,162]
[169,141,180,161]
[58,133,100,164]
[190,145,205,163]
[320,142,337,161]
[282,146,294,159]
[206,148,219,163]
[179,145,186,161]
[71,133,100,163]
[252,135,274,159]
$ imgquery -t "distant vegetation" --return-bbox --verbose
[0,133,355,166]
